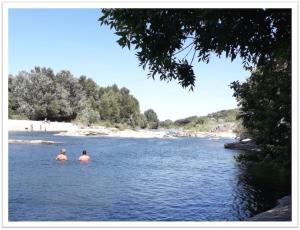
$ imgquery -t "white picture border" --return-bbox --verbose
[1,0,299,228]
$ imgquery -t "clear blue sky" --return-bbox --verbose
[9,9,250,121]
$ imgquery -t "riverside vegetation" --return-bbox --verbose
[99,8,292,210]
[9,67,240,134]
[9,67,159,129]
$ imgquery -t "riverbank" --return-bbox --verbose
[224,139,261,151]
[8,119,78,132]
[8,119,236,139]
[247,196,291,221]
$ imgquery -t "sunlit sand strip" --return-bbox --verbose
[8,119,79,132]
[9,119,236,139]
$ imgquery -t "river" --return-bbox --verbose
[8,131,283,221]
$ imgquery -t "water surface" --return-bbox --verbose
[8,131,278,221]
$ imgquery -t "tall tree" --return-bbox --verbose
[9,67,84,121]
[78,75,99,99]
[119,87,141,125]
[9,67,147,127]
[144,109,159,129]
[99,89,121,123]
[99,9,291,90]
[55,70,86,120]
[231,60,291,164]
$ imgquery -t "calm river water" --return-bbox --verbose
[9,131,282,221]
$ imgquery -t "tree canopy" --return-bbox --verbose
[9,67,160,129]
[99,9,291,90]
[231,60,291,165]
[144,109,159,129]
[99,9,291,171]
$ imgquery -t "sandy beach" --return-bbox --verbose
[8,119,236,139]
[8,119,79,132]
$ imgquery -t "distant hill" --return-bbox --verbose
[160,109,241,133]
[207,108,239,123]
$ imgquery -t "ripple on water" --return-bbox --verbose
[9,132,280,221]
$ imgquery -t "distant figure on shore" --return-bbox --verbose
[30,123,33,131]
[56,149,68,161]
[78,150,90,162]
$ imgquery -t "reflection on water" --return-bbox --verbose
[8,131,288,221]
[232,161,291,220]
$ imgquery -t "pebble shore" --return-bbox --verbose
[8,119,236,139]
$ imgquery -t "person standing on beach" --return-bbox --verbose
[56,149,68,161]
[78,150,90,162]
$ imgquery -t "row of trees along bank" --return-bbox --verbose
[8,67,159,129]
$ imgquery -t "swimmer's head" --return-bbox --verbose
[82,150,87,155]
[60,148,66,154]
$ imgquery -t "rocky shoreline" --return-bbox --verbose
[55,128,236,139]
[8,119,236,139]
[247,196,291,221]
[224,139,261,152]
[224,138,291,222]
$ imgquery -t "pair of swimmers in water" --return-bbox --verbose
[56,149,90,162]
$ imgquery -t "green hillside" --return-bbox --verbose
[160,109,241,132]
